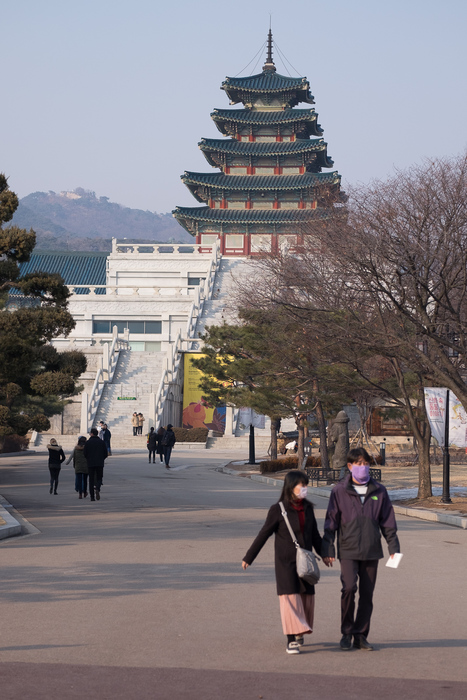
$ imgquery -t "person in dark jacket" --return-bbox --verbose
[83,428,108,501]
[162,424,176,468]
[102,424,112,455]
[242,470,326,655]
[47,438,66,495]
[155,426,165,463]
[66,436,88,498]
[322,447,400,651]
[147,427,157,463]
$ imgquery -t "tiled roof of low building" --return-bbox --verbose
[18,252,108,286]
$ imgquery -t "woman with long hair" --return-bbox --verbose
[47,438,66,495]
[242,470,326,654]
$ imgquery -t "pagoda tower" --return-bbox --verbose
[173,31,344,256]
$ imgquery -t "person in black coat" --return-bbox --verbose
[83,428,108,501]
[155,426,165,463]
[47,438,66,495]
[242,470,328,655]
[147,427,157,463]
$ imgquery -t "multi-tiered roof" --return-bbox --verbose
[173,32,344,255]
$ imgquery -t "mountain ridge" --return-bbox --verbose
[11,188,192,251]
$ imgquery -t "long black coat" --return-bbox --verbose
[83,436,108,467]
[243,500,323,596]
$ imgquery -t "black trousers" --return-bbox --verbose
[148,449,156,461]
[88,466,104,497]
[340,559,379,638]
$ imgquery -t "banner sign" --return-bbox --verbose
[238,407,266,429]
[183,354,225,432]
[424,388,467,447]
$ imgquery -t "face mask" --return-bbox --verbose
[298,486,308,499]
[351,464,370,484]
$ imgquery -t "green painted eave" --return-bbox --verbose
[211,108,323,136]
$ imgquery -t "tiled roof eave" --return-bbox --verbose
[173,206,332,224]
[181,172,341,191]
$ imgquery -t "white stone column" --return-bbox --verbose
[224,405,234,436]
[80,392,89,435]
[102,343,109,380]
[149,392,155,430]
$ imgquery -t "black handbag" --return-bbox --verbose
[279,501,320,585]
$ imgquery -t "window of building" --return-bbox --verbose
[92,320,162,334]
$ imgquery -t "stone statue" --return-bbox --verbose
[328,411,350,479]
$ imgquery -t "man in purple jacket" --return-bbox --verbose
[322,447,400,651]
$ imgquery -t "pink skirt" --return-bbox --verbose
[279,593,315,635]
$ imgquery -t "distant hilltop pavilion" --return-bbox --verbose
[173,30,345,256]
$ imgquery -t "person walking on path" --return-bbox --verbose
[66,436,88,498]
[102,423,112,455]
[241,470,326,655]
[131,412,139,436]
[147,427,157,463]
[138,413,145,435]
[47,438,66,495]
[162,424,176,468]
[156,426,165,463]
[83,428,108,501]
[321,447,400,652]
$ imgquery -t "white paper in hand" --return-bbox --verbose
[386,553,403,569]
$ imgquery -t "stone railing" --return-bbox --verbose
[80,331,129,433]
[68,285,196,297]
[153,240,222,426]
[111,240,215,255]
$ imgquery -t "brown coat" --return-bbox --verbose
[243,500,323,596]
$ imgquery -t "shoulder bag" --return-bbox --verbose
[279,501,320,585]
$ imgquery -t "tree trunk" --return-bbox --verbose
[297,415,305,468]
[417,426,433,498]
[312,379,329,472]
[270,416,279,460]
[391,360,433,498]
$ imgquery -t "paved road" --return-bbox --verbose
[0,449,466,699]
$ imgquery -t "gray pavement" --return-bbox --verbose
[0,449,466,699]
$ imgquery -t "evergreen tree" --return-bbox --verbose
[0,174,85,446]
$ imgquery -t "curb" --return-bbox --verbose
[217,467,467,530]
[0,497,22,540]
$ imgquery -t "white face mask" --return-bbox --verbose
[298,486,308,499]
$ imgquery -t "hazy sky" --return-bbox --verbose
[2,0,466,214]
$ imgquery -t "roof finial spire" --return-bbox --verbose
[262,25,276,72]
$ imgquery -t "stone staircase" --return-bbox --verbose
[193,258,251,341]
[93,349,164,438]
[206,435,272,453]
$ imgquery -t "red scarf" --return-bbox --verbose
[290,500,305,533]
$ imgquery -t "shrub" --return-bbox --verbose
[0,434,29,453]
[173,427,208,443]
[259,456,322,473]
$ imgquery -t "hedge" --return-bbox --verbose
[0,434,29,453]
[172,427,208,443]
[259,453,382,473]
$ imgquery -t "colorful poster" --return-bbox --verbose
[424,387,467,447]
[183,354,226,432]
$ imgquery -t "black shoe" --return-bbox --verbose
[340,634,352,650]
[353,635,374,651]
[49,487,53,494]
[90,498,95,501]
[96,490,100,500]
[54,491,58,495]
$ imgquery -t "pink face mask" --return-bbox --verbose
[351,464,370,484]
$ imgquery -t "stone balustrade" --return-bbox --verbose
[67,285,197,297]
[111,240,214,255]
